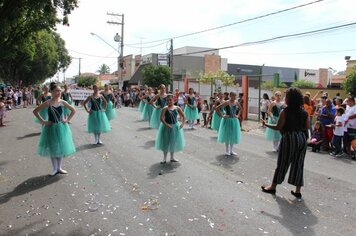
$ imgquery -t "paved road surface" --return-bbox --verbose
[0,106,355,236]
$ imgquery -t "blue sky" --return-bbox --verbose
[56,0,356,80]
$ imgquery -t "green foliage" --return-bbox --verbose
[261,80,274,90]
[97,64,111,74]
[0,30,71,85]
[197,71,236,85]
[261,80,287,89]
[77,76,97,87]
[142,65,171,88]
[291,80,315,88]
[342,68,356,96]
[0,0,78,85]
[279,82,288,88]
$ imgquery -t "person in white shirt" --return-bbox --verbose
[330,107,345,157]
[177,92,185,110]
[343,96,356,155]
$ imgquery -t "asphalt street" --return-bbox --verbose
[0,106,355,236]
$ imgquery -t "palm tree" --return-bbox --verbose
[97,64,110,74]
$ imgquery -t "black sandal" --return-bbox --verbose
[261,186,276,195]
[291,191,302,199]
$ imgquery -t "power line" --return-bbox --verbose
[175,21,356,56]
[126,0,325,46]
[233,48,356,56]
[69,48,117,58]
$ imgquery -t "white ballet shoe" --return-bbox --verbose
[225,152,231,156]
[58,169,68,174]
[230,151,237,156]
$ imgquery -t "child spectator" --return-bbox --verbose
[330,107,345,157]
[201,99,210,127]
[308,121,324,152]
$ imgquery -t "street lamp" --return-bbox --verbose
[90,32,118,53]
[90,32,122,86]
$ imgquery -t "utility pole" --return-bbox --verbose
[170,39,173,92]
[72,57,82,77]
[107,13,124,87]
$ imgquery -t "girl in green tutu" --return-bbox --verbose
[34,85,52,124]
[83,85,111,144]
[216,91,242,156]
[101,84,117,121]
[141,87,155,122]
[149,84,167,129]
[155,94,186,164]
[211,92,224,131]
[61,84,73,122]
[33,82,76,176]
[265,91,285,152]
[138,85,148,113]
[184,88,199,129]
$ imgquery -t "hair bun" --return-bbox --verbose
[49,82,57,91]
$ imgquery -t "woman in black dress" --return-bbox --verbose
[261,87,309,199]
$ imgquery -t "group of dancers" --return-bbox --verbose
[136,84,243,163]
[33,83,117,175]
[32,82,307,199]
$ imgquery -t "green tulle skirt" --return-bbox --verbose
[37,122,76,157]
[150,108,162,129]
[141,103,153,121]
[211,111,223,131]
[155,122,185,152]
[265,116,281,141]
[105,101,117,120]
[87,110,111,133]
[34,109,48,123]
[63,101,72,116]
[217,117,241,144]
[138,100,145,112]
[184,106,199,121]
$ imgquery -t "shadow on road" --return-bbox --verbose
[141,140,155,149]
[76,144,102,152]
[147,162,181,178]
[137,127,151,132]
[212,155,239,169]
[0,175,61,205]
[262,196,318,236]
[16,132,41,140]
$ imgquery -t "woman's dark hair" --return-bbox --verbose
[285,87,303,109]
[263,93,269,100]
[49,82,58,92]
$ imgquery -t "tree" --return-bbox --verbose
[142,65,171,88]
[0,0,78,84]
[77,76,97,87]
[197,71,237,94]
[97,64,110,74]
[0,30,71,85]
[342,68,356,96]
[291,80,315,88]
